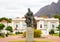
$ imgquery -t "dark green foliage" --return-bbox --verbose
[0,24,5,30]
[0,17,8,22]
[23,29,42,38]
[53,14,60,24]
[5,26,13,32]
[15,32,23,35]
[57,24,60,31]
[0,17,12,23]
[7,18,12,23]
[0,24,5,37]
[53,14,60,37]
[49,29,55,35]
[57,24,60,37]
[53,14,60,20]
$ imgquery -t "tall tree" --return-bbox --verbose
[53,14,60,37]
[53,14,60,21]
[0,17,12,26]
[57,24,60,37]
[49,29,55,35]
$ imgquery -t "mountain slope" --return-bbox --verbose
[35,0,60,17]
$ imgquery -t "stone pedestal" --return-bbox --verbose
[26,27,34,42]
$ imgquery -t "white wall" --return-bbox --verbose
[37,21,44,29]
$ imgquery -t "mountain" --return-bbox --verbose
[35,0,60,17]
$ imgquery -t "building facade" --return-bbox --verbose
[0,17,59,36]
[35,17,59,36]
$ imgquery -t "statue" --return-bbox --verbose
[25,8,34,27]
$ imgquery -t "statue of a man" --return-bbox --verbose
[25,8,34,27]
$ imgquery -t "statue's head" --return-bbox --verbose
[28,8,31,12]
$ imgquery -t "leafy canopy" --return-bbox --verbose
[0,24,5,30]
[57,24,60,31]
[53,14,60,20]
[5,26,13,32]
[0,17,12,23]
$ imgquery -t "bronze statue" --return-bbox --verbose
[25,8,34,27]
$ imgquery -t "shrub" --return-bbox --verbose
[23,29,42,38]
[49,29,55,35]
[0,24,5,30]
[0,33,5,38]
[5,26,13,32]
[0,24,5,37]
[15,32,23,34]
[34,29,42,38]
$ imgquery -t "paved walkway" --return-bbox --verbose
[0,34,60,42]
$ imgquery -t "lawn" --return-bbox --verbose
[0,36,2,38]
[9,40,52,42]
[9,34,16,36]
[53,33,59,36]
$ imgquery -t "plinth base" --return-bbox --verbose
[26,27,34,42]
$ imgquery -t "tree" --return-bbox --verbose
[0,17,8,22]
[5,26,13,32]
[0,24,5,30]
[57,24,60,37]
[7,18,12,23]
[53,14,60,37]
[6,18,12,26]
[0,24,5,37]
[53,14,60,22]
[0,17,12,26]
[49,29,55,35]
[53,14,60,18]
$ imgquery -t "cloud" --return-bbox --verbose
[0,0,58,18]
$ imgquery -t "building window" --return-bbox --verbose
[52,24,54,28]
[44,24,47,28]
[16,24,18,28]
[44,22,47,28]
[40,24,42,28]
[23,23,26,26]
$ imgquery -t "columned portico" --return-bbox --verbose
[0,17,59,36]
[36,17,59,36]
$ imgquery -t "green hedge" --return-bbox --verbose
[49,29,55,35]
[34,29,42,38]
[23,29,42,38]
[15,32,23,35]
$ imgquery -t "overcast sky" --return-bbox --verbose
[0,0,58,18]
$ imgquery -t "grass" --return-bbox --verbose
[9,40,52,42]
[9,34,16,36]
[0,36,2,38]
[0,36,5,38]
[0,34,16,38]
[9,34,23,36]
[53,33,59,36]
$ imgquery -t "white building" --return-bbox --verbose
[0,17,59,36]
[35,17,59,36]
